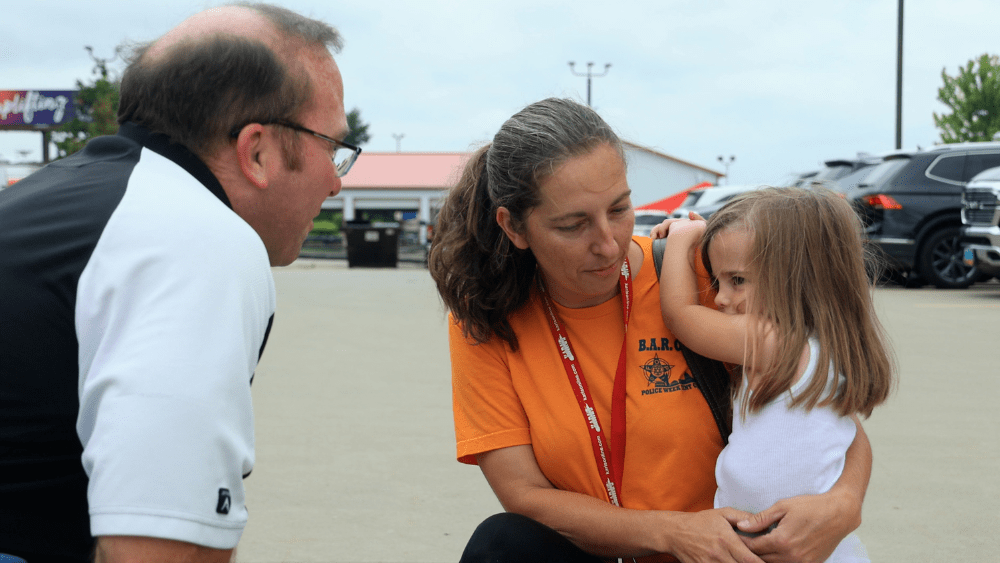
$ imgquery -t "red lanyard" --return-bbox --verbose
[538,259,633,507]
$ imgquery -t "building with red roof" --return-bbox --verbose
[323,143,721,245]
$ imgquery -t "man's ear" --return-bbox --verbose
[234,124,270,189]
[496,207,529,250]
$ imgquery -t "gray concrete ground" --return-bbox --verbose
[238,259,999,562]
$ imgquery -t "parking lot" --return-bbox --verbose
[238,260,999,562]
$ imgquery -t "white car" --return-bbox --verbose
[669,184,766,219]
[633,210,669,237]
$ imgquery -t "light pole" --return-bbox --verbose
[568,61,611,107]
[392,133,405,153]
[895,0,904,150]
[717,155,735,185]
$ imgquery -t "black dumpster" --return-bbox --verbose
[342,220,400,268]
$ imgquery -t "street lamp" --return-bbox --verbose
[568,61,611,107]
[895,0,904,150]
[717,155,735,185]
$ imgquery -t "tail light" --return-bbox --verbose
[862,194,902,210]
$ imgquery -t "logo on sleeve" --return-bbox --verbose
[217,488,231,514]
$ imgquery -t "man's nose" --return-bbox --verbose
[329,176,343,197]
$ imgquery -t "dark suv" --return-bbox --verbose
[849,143,1000,288]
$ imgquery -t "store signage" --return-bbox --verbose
[0,90,77,127]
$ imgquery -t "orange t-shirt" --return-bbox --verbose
[450,238,724,563]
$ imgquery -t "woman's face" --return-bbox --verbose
[499,143,634,308]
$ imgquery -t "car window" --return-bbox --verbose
[812,164,853,182]
[831,164,877,193]
[858,158,908,190]
[963,152,1000,182]
[680,191,704,207]
[969,164,1000,183]
[926,154,966,183]
[634,215,666,225]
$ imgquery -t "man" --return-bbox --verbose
[0,3,359,561]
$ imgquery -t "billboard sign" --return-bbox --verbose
[0,90,77,127]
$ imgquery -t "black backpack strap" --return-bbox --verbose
[681,347,732,444]
[652,236,731,444]
[652,237,667,280]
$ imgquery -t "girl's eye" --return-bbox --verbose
[557,223,584,232]
[732,276,746,286]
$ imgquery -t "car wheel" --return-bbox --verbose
[918,226,978,289]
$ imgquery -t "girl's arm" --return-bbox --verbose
[734,416,872,563]
[658,220,756,366]
[478,444,764,563]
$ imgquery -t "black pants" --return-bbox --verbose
[459,513,605,563]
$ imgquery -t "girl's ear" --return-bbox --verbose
[496,207,530,250]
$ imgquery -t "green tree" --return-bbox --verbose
[344,107,371,146]
[54,46,121,158]
[934,53,1000,144]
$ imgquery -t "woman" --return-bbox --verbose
[428,98,870,563]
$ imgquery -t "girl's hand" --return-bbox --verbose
[648,212,705,240]
[649,218,677,240]
[666,218,707,240]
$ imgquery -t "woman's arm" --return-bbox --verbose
[735,416,872,563]
[479,445,764,563]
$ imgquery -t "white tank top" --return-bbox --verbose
[714,338,869,563]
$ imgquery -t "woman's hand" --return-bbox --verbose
[478,446,765,562]
[660,508,766,563]
[734,489,859,563]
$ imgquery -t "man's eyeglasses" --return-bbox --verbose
[230,119,362,177]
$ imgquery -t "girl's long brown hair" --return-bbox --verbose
[702,187,895,417]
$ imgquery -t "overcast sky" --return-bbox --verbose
[3,0,998,198]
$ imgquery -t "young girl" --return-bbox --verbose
[651,186,894,563]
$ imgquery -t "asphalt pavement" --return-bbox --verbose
[237,259,999,562]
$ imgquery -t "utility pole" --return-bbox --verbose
[568,61,611,107]
[895,0,904,150]
[392,133,405,153]
[717,155,735,185]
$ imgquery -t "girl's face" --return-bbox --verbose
[708,226,754,316]
[498,143,634,309]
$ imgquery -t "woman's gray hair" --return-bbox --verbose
[428,97,625,350]
[486,97,625,227]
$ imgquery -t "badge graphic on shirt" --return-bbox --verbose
[217,488,231,514]
[640,354,698,396]
[641,354,674,387]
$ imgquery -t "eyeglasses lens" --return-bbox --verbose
[333,147,357,177]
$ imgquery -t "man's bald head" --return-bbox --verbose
[146,3,342,64]
[145,6,281,61]
[116,2,343,157]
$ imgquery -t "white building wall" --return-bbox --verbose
[624,146,719,207]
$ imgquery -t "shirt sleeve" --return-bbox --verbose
[449,317,532,465]
[74,161,275,548]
